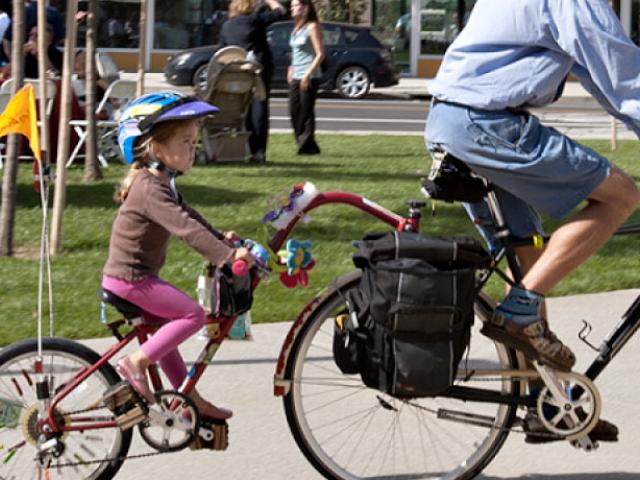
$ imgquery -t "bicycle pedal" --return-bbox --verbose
[571,436,599,452]
[102,381,148,430]
[190,419,229,451]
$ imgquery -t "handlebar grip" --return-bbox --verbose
[231,260,249,277]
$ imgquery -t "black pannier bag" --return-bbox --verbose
[334,231,490,397]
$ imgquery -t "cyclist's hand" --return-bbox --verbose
[224,230,242,245]
[232,247,254,268]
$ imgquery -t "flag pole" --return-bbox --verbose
[35,1,54,406]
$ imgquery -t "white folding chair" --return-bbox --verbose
[0,80,12,94]
[67,79,136,167]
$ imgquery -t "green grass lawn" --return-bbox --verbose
[1,134,639,346]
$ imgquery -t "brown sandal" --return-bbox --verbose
[481,315,575,372]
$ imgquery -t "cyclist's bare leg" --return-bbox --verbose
[521,166,640,295]
[512,245,546,317]
[513,240,619,442]
[487,167,640,370]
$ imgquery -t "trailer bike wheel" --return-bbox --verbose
[0,337,132,480]
[283,273,519,480]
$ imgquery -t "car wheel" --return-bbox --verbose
[336,66,370,99]
[192,63,209,89]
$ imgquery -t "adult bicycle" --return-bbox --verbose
[272,172,640,480]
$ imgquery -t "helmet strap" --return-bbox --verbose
[148,154,182,200]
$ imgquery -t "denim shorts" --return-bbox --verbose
[424,100,611,242]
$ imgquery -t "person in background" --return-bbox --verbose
[0,1,10,67]
[3,0,65,57]
[72,50,110,111]
[103,91,254,419]
[288,0,324,155]
[219,0,286,164]
[2,23,63,79]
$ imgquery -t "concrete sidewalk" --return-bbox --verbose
[81,288,640,480]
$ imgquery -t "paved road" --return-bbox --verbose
[268,96,636,140]
[78,289,640,480]
[130,73,634,139]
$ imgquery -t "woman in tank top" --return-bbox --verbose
[288,0,324,155]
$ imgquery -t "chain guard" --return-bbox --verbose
[535,370,601,441]
[139,390,199,452]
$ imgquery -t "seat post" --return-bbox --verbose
[485,189,524,283]
[485,189,508,239]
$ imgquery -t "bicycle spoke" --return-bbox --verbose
[302,387,371,418]
[0,339,131,480]
[284,281,517,480]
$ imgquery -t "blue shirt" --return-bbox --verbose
[290,24,321,80]
[429,0,640,137]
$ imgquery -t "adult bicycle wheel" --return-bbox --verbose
[0,337,132,480]
[283,272,518,480]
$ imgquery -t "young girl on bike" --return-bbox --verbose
[101,91,253,420]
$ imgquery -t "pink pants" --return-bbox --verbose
[102,275,206,389]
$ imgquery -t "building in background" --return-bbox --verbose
[56,0,640,75]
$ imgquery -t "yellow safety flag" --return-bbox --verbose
[0,84,41,162]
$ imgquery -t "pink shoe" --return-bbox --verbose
[200,405,233,421]
[116,357,155,404]
[181,405,232,423]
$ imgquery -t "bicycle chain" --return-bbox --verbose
[404,375,566,440]
[48,375,560,470]
[43,404,178,469]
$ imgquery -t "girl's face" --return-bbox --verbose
[152,120,199,173]
[291,0,307,20]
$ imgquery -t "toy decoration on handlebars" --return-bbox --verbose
[278,239,315,288]
[261,182,320,231]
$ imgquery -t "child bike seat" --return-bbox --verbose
[99,288,142,319]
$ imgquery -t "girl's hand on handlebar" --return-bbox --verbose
[224,230,243,245]
[232,247,254,268]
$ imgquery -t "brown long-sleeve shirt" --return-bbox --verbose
[103,169,234,281]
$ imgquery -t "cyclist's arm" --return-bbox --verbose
[143,180,234,267]
[547,0,640,137]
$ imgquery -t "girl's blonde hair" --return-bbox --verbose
[229,0,256,18]
[114,119,197,203]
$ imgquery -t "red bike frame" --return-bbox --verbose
[43,189,418,434]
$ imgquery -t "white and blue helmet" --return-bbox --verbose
[117,91,218,164]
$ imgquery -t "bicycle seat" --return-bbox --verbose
[99,288,142,319]
[422,151,490,203]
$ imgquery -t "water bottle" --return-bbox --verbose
[228,311,252,340]
[196,266,214,313]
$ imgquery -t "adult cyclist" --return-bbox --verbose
[425,0,640,442]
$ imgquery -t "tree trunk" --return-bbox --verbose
[50,0,80,254]
[137,0,148,96]
[0,0,25,256]
[83,0,101,182]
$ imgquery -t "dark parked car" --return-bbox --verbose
[164,21,399,99]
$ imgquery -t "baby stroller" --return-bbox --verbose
[197,46,266,163]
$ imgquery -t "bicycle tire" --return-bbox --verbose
[0,337,132,480]
[283,272,519,480]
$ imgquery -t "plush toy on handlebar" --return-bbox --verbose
[278,239,315,288]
